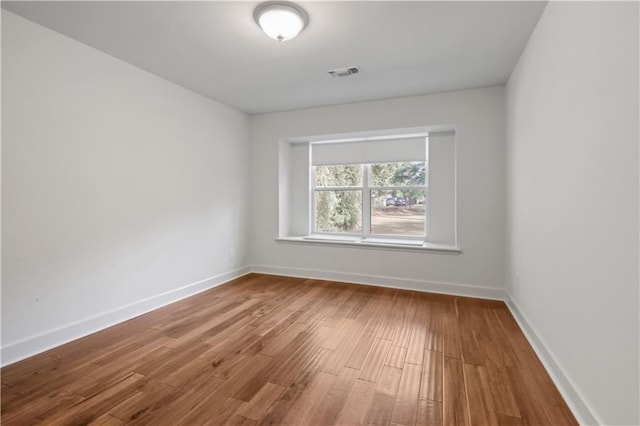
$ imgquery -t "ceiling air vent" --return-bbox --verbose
[328,66,360,78]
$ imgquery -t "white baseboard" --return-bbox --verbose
[506,293,603,426]
[1,266,252,367]
[250,264,506,300]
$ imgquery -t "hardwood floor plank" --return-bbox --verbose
[460,329,484,366]
[269,342,328,387]
[385,345,408,369]
[442,303,462,360]
[107,379,175,421]
[162,330,258,387]
[417,398,443,426]
[234,332,312,402]
[342,290,374,320]
[42,372,145,425]
[135,343,212,380]
[391,294,417,348]
[313,367,361,425]
[425,297,444,353]
[419,349,443,402]
[344,330,377,369]
[322,319,369,375]
[225,415,259,426]
[0,384,20,410]
[443,357,470,426]
[363,392,396,426]
[90,413,126,425]
[250,308,298,337]
[375,365,403,396]
[217,353,273,399]
[543,403,580,425]
[463,363,498,426]
[1,274,577,426]
[155,297,239,337]
[495,413,526,426]
[506,367,577,426]
[1,355,63,386]
[390,362,422,426]
[122,373,225,424]
[323,318,361,350]
[406,323,427,366]
[235,382,286,421]
[282,280,325,312]
[84,345,173,387]
[334,379,377,426]
[489,382,521,419]
[242,311,303,356]
[201,311,260,347]
[359,338,392,382]
[259,322,307,356]
[279,371,337,425]
[405,294,429,366]
[376,292,401,341]
[259,366,318,425]
[164,298,263,349]
[3,362,94,410]
[179,396,244,425]
[1,387,86,425]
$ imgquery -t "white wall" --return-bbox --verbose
[506,2,639,425]
[1,11,250,364]
[249,87,506,295]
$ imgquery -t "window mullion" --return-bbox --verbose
[362,164,371,238]
[310,166,316,234]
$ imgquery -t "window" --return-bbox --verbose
[278,128,457,250]
[310,134,429,244]
[313,162,427,240]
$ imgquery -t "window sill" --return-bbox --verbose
[276,236,461,254]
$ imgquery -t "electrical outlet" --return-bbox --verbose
[228,249,235,261]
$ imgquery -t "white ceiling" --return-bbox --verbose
[2,1,547,114]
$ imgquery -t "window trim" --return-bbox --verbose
[276,236,461,254]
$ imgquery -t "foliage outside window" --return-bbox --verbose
[313,162,427,238]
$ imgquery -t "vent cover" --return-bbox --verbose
[328,66,360,78]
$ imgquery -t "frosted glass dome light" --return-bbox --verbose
[254,2,309,42]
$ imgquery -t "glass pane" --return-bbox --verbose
[371,190,426,236]
[371,162,426,187]
[315,165,363,187]
[315,190,362,233]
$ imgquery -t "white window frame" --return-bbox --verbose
[310,162,428,242]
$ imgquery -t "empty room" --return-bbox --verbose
[1,1,638,425]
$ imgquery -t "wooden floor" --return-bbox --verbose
[1,274,577,425]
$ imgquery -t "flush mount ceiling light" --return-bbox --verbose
[253,1,309,42]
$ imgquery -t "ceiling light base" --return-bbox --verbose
[254,1,309,42]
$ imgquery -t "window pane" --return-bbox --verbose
[371,190,426,236]
[315,165,363,187]
[315,190,362,233]
[371,162,426,187]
